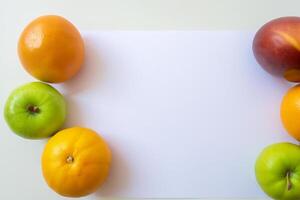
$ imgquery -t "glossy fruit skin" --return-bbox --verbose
[18,15,84,83]
[41,127,111,197]
[253,17,300,82]
[255,143,300,200]
[281,84,300,141]
[4,82,66,139]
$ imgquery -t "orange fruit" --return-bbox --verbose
[281,84,300,140]
[41,127,111,197]
[18,15,84,83]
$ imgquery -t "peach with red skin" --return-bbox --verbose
[253,16,300,82]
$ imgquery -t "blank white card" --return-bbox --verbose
[1,31,295,199]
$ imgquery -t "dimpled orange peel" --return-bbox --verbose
[41,127,111,197]
[18,15,84,83]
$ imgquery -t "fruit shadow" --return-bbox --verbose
[62,96,86,128]
[61,35,104,95]
[60,35,130,196]
[60,34,103,127]
[95,141,130,198]
[60,35,102,127]
[62,96,131,197]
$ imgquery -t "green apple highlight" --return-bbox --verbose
[4,82,66,139]
[255,143,300,200]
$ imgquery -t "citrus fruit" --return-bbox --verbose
[41,127,111,197]
[18,15,84,83]
[281,84,300,140]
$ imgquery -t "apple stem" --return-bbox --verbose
[287,171,292,191]
[27,105,40,114]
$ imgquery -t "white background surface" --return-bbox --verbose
[0,31,297,199]
[1,1,300,199]
[2,0,300,30]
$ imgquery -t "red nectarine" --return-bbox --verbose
[253,17,300,82]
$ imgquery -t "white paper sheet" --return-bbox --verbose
[0,31,295,199]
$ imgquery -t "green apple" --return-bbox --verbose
[4,82,66,139]
[255,142,300,200]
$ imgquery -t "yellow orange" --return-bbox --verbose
[41,127,111,197]
[18,15,84,83]
[281,85,300,140]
